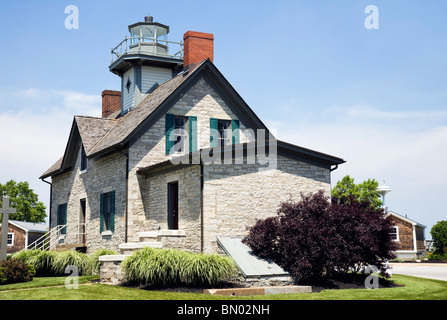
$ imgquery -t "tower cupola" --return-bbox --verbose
[109,16,184,115]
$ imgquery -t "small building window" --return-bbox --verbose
[7,233,14,246]
[390,226,399,241]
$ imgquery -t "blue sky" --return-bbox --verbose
[0,1,446,238]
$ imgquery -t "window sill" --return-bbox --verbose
[80,169,88,175]
[101,230,113,236]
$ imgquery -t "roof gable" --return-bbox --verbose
[40,116,116,179]
[88,59,270,158]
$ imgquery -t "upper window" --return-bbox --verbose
[80,144,87,172]
[165,114,197,155]
[217,120,232,147]
[173,116,189,154]
[210,118,240,148]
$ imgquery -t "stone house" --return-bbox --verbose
[387,211,426,260]
[0,220,47,254]
[39,17,345,255]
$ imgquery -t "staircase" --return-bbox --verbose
[118,231,163,254]
[12,224,86,257]
[117,230,186,254]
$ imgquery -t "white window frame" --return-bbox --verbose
[390,226,399,242]
[7,233,14,246]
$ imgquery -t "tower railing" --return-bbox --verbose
[111,36,184,64]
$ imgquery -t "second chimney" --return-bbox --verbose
[102,90,121,118]
[183,31,214,70]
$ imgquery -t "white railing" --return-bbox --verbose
[12,223,86,257]
[111,36,184,64]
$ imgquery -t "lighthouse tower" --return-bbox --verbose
[109,16,184,115]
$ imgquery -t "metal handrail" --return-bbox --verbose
[12,223,86,257]
[111,36,184,64]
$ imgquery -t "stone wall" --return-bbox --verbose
[51,142,127,253]
[202,155,331,253]
[127,76,254,242]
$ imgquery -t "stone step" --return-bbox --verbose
[53,243,85,252]
[118,241,162,254]
[138,231,160,242]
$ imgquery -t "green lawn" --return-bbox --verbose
[0,274,446,300]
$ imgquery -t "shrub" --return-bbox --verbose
[243,191,396,282]
[0,259,34,285]
[121,247,238,287]
[27,250,57,276]
[52,250,89,276]
[427,251,447,261]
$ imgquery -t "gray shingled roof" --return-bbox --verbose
[1,220,48,233]
[88,61,204,157]
[41,61,205,179]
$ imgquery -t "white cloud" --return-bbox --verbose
[0,88,101,222]
[266,105,447,236]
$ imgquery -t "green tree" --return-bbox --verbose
[431,221,447,255]
[331,175,382,209]
[0,180,46,223]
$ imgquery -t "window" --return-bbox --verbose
[80,144,87,172]
[210,118,240,147]
[173,116,189,153]
[57,203,67,235]
[100,191,115,233]
[7,233,13,246]
[165,114,197,154]
[390,226,399,241]
[217,120,232,147]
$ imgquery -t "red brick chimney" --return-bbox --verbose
[183,31,214,71]
[102,90,121,118]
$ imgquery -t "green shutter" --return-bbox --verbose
[210,118,218,148]
[165,114,175,154]
[232,120,240,145]
[63,204,67,235]
[110,191,115,232]
[189,116,197,153]
[100,193,104,233]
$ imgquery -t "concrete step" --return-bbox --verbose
[53,243,85,252]
[138,231,160,242]
[118,241,162,254]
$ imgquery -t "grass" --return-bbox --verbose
[0,274,446,300]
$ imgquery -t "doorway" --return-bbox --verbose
[167,182,179,230]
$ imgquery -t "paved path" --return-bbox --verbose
[389,263,447,281]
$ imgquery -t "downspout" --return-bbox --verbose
[116,149,129,243]
[200,161,204,253]
[41,178,52,229]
